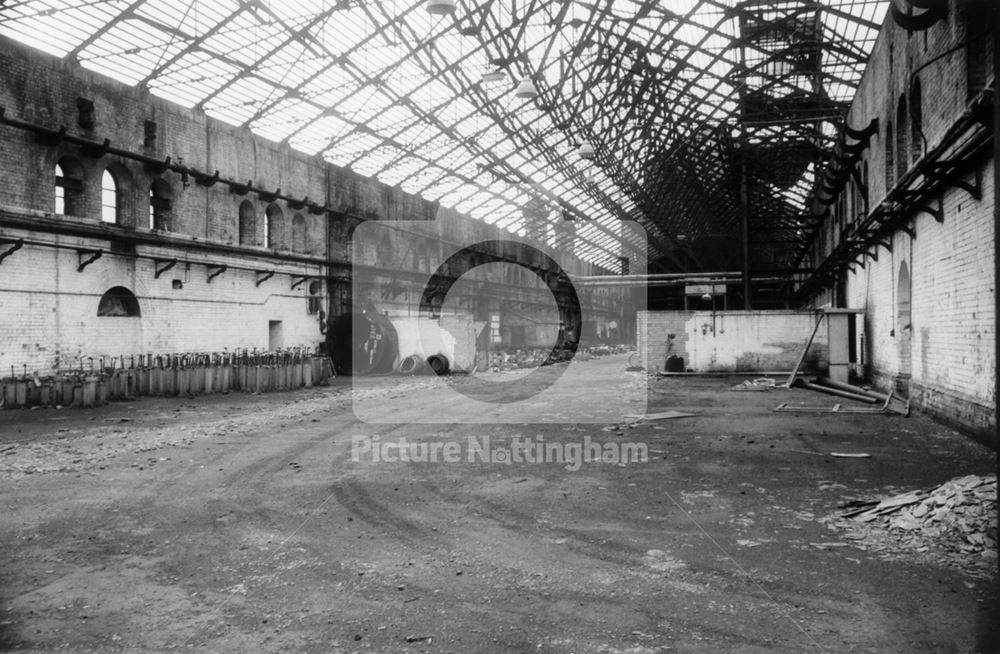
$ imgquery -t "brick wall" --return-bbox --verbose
[0,36,616,377]
[637,311,694,372]
[0,36,442,375]
[806,1,996,444]
[639,310,829,373]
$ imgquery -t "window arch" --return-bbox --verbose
[238,200,256,246]
[54,156,84,216]
[100,163,133,225]
[149,178,173,231]
[895,94,908,182]
[910,78,923,165]
[307,280,322,315]
[101,170,117,223]
[97,286,141,317]
[884,120,895,192]
[291,213,307,253]
[265,203,283,249]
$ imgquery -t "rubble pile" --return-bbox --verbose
[730,378,778,391]
[823,474,998,578]
[488,345,630,372]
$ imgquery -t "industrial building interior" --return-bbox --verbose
[0,0,998,651]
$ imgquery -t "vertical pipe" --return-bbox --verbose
[740,154,752,309]
[992,1,1000,580]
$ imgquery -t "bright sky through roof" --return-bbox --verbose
[0,0,887,271]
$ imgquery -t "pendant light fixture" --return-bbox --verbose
[426,0,456,15]
[514,76,538,99]
[576,140,595,159]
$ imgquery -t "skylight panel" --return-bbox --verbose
[77,19,187,86]
[0,0,117,57]
[147,50,244,108]
[251,99,325,142]
[0,0,894,267]
[202,74,286,126]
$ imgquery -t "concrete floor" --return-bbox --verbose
[0,353,997,653]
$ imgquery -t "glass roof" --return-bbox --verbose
[0,0,888,273]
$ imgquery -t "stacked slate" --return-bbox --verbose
[824,474,997,578]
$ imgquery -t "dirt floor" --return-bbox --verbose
[1,353,998,653]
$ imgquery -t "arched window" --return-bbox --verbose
[291,213,307,253]
[307,280,322,315]
[149,178,173,231]
[895,94,908,182]
[238,200,256,246]
[910,78,923,165]
[265,203,283,249]
[97,286,141,317]
[100,163,133,226]
[884,120,895,192]
[101,170,116,223]
[54,157,84,216]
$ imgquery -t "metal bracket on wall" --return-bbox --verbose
[194,170,220,187]
[0,238,24,264]
[206,264,228,283]
[257,187,280,203]
[916,196,944,223]
[76,249,102,272]
[900,222,917,239]
[144,156,171,174]
[917,160,981,201]
[36,125,67,146]
[154,258,178,279]
[256,270,275,287]
[952,172,982,201]
[82,137,111,158]
[229,180,252,196]
[290,276,310,290]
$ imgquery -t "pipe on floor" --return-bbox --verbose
[814,376,890,402]
[799,380,879,404]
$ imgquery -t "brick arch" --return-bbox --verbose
[265,203,284,249]
[55,155,85,216]
[291,212,307,253]
[884,120,895,192]
[909,77,923,165]
[895,94,908,183]
[102,161,134,226]
[238,200,257,246]
[97,286,141,317]
[149,177,174,231]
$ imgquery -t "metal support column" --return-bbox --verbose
[992,1,1000,581]
[740,155,752,309]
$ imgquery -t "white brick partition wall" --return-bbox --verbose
[0,224,325,375]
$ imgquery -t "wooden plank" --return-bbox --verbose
[786,313,825,388]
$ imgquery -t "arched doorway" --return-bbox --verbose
[896,261,912,394]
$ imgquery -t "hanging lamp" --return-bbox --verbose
[426,0,456,15]
[576,140,595,160]
[514,76,538,99]
[481,70,507,84]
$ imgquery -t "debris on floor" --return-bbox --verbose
[822,474,998,579]
[625,410,697,422]
[784,377,910,415]
[773,401,906,415]
[731,378,778,391]
[488,344,631,372]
